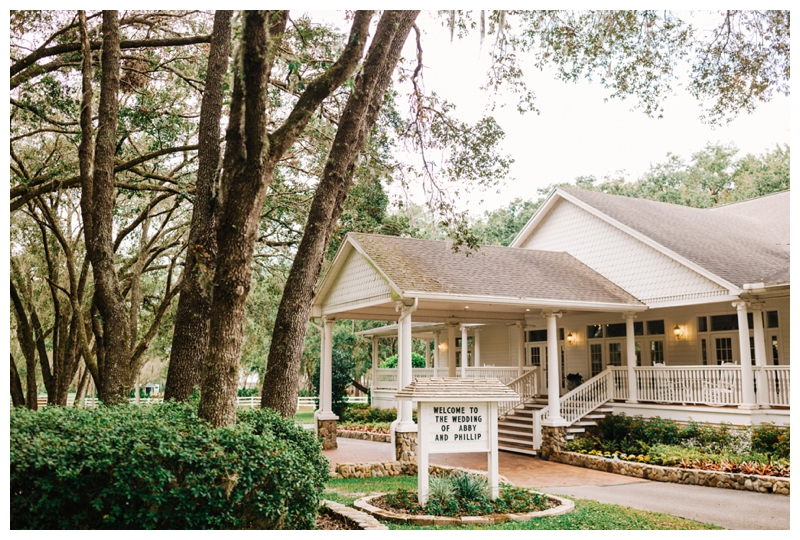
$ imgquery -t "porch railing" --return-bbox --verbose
[374,366,535,390]
[498,367,539,418]
[763,366,790,406]
[608,365,790,407]
[534,369,614,449]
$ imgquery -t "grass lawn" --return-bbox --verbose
[293,410,316,424]
[325,476,722,531]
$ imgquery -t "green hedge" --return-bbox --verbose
[10,402,329,529]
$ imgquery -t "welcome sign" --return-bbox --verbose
[395,377,519,505]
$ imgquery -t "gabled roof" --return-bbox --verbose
[343,232,644,307]
[515,188,789,289]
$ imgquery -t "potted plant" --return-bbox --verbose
[566,373,584,391]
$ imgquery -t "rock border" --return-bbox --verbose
[353,491,574,526]
[554,451,790,495]
[337,429,391,443]
[321,499,388,530]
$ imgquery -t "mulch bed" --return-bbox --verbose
[367,492,556,518]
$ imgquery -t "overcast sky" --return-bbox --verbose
[306,10,790,213]
[405,11,790,212]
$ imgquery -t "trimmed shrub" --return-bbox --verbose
[752,423,790,459]
[10,402,328,529]
[341,403,397,424]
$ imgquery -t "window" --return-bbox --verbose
[635,342,642,366]
[634,321,644,335]
[715,337,733,364]
[560,345,566,388]
[605,323,626,338]
[587,325,603,339]
[590,344,603,377]
[650,341,664,364]
[529,346,541,367]
[698,316,708,333]
[559,328,565,341]
[711,314,738,332]
[527,330,547,342]
[767,311,779,328]
[608,343,622,366]
[647,320,665,335]
[749,337,756,365]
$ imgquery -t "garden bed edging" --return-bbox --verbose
[553,451,789,495]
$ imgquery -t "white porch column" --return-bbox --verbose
[319,317,337,419]
[542,311,567,426]
[750,301,769,407]
[425,338,431,368]
[433,331,441,377]
[396,300,417,431]
[371,336,379,403]
[624,313,638,403]
[474,328,481,367]
[461,326,469,378]
[448,324,457,377]
[516,322,525,376]
[733,301,757,409]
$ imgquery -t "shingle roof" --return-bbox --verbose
[348,232,643,306]
[395,377,520,401]
[559,188,790,287]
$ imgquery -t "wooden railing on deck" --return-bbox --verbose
[534,370,613,449]
[498,367,539,418]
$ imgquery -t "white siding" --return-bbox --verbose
[322,251,392,312]
[520,198,729,305]
[475,325,512,367]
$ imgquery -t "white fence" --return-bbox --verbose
[47,394,369,409]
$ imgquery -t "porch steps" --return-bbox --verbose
[497,399,544,456]
[497,399,613,454]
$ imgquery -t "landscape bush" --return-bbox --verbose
[379,353,426,369]
[10,402,329,529]
[566,414,790,474]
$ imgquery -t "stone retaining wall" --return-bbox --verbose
[336,429,391,443]
[554,451,790,496]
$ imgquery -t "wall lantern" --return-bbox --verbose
[673,325,684,341]
[438,342,448,352]
[567,332,575,345]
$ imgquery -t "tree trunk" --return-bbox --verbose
[11,280,38,410]
[78,10,131,405]
[10,354,26,408]
[73,362,90,407]
[164,10,232,402]
[262,11,419,416]
[198,10,374,427]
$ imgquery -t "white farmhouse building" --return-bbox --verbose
[312,187,790,454]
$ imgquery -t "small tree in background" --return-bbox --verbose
[379,353,427,369]
[312,349,355,418]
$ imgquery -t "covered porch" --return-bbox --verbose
[312,233,790,453]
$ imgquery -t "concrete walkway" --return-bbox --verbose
[323,438,790,530]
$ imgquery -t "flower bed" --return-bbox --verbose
[554,451,790,496]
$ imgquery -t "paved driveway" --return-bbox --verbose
[323,438,790,530]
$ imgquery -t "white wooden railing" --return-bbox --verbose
[762,366,791,406]
[51,394,369,409]
[534,370,614,449]
[498,367,539,418]
[606,365,790,407]
[375,366,534,390]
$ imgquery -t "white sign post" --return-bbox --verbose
[395,378,519,506]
